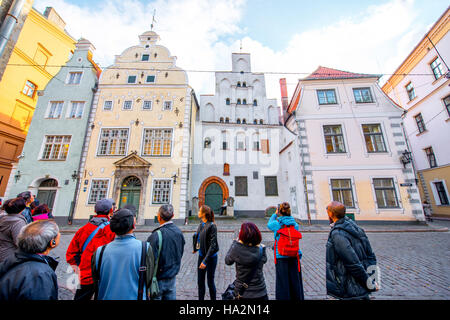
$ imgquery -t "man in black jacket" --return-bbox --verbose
[0,220,60,300]
[326,201,379,300]
[148,204,185,300]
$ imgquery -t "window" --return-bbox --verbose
[235,176,248,196]
[253,119,257,124]
[97,128,129,156]
[362,124,387,153]
[317,89,337,105]
[223,163,230,176]
[204,137,211,149]
[434,181,449,205]
[406,82,415,101]
[123,100,133,110]
[222,132,228,150]
[264,176,278,196]
[143,100,152,110]
[414,113,426,133]
[430,57,445,80]
[253,140,260,151]
[237,82,241,87]
[243,99,247,105]
[47,101,64,119]
[260,119,263,124]
[353,87,374,103]
[88,179,109,204]
[142,54,149,61]
[253,99,257,106]
[236,135,245,150]
[443,95,450,117]
[225,117,230,123]
[68,101,84,118]
[243,82,246,87]
[331,179,355,208]
[253,171,259,179]
[142,128,173,156]
[127,75,136,84]
[237,99,241,105]
[163,101,172,111]
[373,178,399,208]
[323,125,346,153]
[22,81,36,98]
[242,119,246,124]
[152,179,172,204]
[67,72,82,84]
[41,135,71,160]
[146,75,155,83]
[424,147,437,168]
[219,117,224,123]
[237,119,241,124]
[103,100,113,111]
[226,98,230,105]
[261,139,270,154]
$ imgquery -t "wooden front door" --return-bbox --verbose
[119,176,141,215]
[205,182,223,215]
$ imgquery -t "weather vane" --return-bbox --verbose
[151,9,156,31]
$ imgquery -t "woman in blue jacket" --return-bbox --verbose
[267,202,304,300]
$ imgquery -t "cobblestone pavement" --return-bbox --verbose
[53,220,450,300]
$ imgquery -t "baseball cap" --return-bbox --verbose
[110,208,135,235]
[94,198,113,214]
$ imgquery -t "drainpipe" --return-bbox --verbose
[0,0,26,58]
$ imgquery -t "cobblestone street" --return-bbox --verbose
[53,220,450,300]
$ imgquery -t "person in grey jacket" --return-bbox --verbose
[326,201,379,300]
[225,222,268,300]
[0,198,28,262]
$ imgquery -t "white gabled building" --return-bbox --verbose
[283,66,425,222]
[191,53,283,217]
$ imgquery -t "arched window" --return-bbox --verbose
[220,117,224,123]
[225,117,230,123]
[242,119,247,124]
[260,119,264,124]
[223,163,230,176]
[226,98,230,105]
[237,99,241,105]
[237,82,241,87]
[237,118,241,124]
[40,179,58,187]
[243,82,246,87]
[253,99,257,106]
[253,119,257,124]
[243,99,247,105]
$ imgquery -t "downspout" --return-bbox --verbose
[0,0,26,57]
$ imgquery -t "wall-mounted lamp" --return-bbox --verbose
[172,169,179,184]
[135,118,140,126]
[14,170,21,183]
[174,107,180,116]
[71,170,79,181]
[400,149,412,168]
[90,123,95,130]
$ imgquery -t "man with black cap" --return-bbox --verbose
[147,204,185,300]
[66,198,115,300]
[91,208,153,300]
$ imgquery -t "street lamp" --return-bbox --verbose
[14,170,21,183]
[400,149,412,168]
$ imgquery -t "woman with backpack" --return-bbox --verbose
[193,205,219,300]
[224,222,268,300]
[267,202,304,300]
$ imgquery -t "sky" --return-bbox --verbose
[33,0,449,103]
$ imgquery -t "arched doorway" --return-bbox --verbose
[199,176,229,215]
[119,176,141,215]
[36,179,58,212]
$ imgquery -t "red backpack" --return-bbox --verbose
[274,225,302,272]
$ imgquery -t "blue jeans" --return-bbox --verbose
[153,277,177,300]
[197,255,217,300]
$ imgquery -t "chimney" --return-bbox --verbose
[43,7,66,30]
[279,78,289,122]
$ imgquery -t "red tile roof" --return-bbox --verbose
[303,66,381,81]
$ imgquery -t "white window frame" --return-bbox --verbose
[315,87,342,108]
[328,176,360,213]
[141,127,174,157]
[150,178,173,205]
[122,100,133,111]
[39,135,72,161]
[146,75,156,83]
[87,178,111,205]
[96,127,130,157]
[66,101,85,119]
[352,86,375,104]
[370,176,403,213]
[163,100,173,111]
[430,179,450,206]
[127,75,137,84]
[359,121,391,157]
[142,100,153,111]
[46,101,64,119]
[66,71,83,85]
[321,122,350,158]
[103,100,113,111]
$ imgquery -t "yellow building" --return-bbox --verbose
[0,6,75,196]
[73,31,199,224]
[382,8,449,218]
